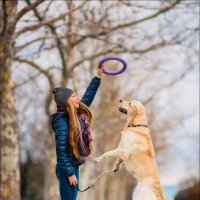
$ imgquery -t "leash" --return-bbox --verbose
[75,166,119,192]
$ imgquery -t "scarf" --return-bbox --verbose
[77,113,92,157]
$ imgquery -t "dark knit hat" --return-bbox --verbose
[52,87,73,106]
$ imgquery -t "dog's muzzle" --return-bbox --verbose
[118,107,127,114]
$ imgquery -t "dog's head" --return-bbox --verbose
[118,100,147,125]
[118,100,145,115]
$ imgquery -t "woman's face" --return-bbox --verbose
[68,92,80,109]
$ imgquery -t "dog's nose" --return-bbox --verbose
[119,99,123,102]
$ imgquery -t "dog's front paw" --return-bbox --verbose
[94,156,103,163]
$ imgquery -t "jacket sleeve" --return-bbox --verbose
[53,117,75,177]
[81,76,101,107]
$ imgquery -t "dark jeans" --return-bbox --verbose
[55,164,79,200]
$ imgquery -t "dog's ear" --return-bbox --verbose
[129,101,137,111]
[130,100,144,114]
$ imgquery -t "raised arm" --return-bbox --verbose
[81,76,101,107]
[81,66,104,107]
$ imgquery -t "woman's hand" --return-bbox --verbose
[68,175,78,186]
[96,65,105,78]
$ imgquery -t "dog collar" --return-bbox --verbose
[128,124,148,128]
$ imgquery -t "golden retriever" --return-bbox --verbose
[94,100,164,200]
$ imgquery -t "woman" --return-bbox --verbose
[50,66,104,200]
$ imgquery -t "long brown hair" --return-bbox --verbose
[65,101,93,160]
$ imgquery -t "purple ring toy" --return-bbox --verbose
[98,56,127,75]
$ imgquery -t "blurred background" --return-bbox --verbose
[1,0,199,200]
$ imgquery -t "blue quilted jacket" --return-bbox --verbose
[50,76,101,177]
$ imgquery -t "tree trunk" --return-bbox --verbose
[43,134,60,200]
[43,92,60,200]
[0,1,21,200]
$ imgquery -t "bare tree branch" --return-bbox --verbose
[144,64,195,105]
[14,35,64,53]
[26,0,67,77]
[72,0,181,46]
[14,1,87,38]
[69,47,124,72]
[13,71,41,89]
[15,0,44,24]
[69,31,190,73]
[14,56,56,117]
[14,56,54,88]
